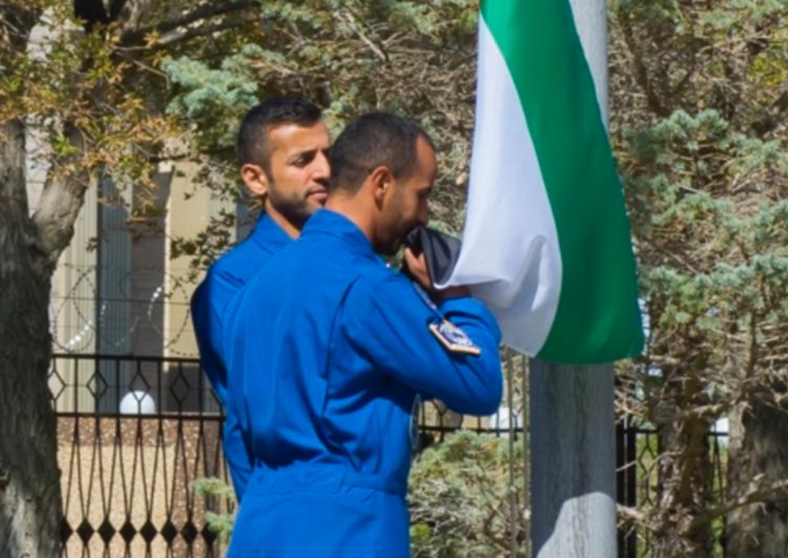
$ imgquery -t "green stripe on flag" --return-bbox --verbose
[481,0,643,362]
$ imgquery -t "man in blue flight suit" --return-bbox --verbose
[224,112,503,557]
[190,98,330,501]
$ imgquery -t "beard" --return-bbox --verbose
[376,221,413,257]
[267,185,320,229]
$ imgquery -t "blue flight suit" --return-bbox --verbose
[190,214,290,501]
[224,209,503,557]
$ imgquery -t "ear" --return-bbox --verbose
[240,164,270,198]
[369,165,393,206]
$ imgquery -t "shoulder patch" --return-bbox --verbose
[429,320,481,355]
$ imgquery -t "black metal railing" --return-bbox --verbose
[51,353,528,558]
[50,353,725,558]
[616,417,728,558]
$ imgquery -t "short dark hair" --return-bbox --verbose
[237,97,323,173]
[328,112,434,194]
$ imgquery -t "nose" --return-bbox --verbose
[312,152,331,183]
[416,203,429,227]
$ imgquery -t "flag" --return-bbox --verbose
[440,0,644,363]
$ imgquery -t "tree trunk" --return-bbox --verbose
[650,371,715,558]
[0,119,62,558]
[726,391,788,558]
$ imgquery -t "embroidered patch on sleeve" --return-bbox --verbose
[429,320,481,355]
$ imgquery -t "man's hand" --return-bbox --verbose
[402,247,432,291]
[403,247,471,301]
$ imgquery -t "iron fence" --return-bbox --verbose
[51,353,528,558]
[52,354,226,558]
[49,353,724,558]
[616,416,728,558]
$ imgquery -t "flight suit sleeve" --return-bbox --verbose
[341,272,503,416]
[191,275,254,501]
[222,411,254,502]
[191,279,229,403]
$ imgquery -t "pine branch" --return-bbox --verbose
[153,14,258,47]
[119,0,258,46]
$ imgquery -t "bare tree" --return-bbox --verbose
[0,1,262,554]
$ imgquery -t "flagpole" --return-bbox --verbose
[529,0,618,556]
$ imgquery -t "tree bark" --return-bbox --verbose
[726,391,788,558]
[0,119,62,558]
[0,7,116,555]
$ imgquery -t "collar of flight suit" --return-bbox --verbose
[249,212,291,255]
[302,209,380,263]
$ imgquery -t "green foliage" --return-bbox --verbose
[192,477,236,544]
[408,431,526,558]
[621,108,788,368]
[0,0,174,227]
[611,1,788,552]
[164,52,260,150]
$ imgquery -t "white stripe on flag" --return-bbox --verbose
[440,17,562,356]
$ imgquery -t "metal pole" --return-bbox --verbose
[529,363,616,557]
[529,0,617,556]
